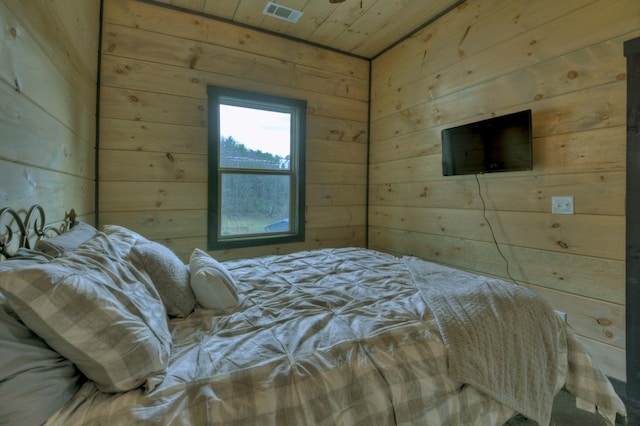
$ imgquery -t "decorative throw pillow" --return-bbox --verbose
[35,222,98,257]
[131,241,196,318]
[189,248,240,311]
[0,259,83,426]
[0,260,171,394]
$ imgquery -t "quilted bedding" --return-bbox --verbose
[45,247,625,425]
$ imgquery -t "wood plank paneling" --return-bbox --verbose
[99,181,207,211]
[0,4,96,144]
[144,0,458,59]
[100,150,207,182]
[373,0,633,99]
[161,226,367,262]
[0,83,94,176]
[0,161,95,223]
[370,206,624,259]
[531,285,624,350]
[370,0,638,380]
[100,0,369,259]
[306,139,367,164]
[101,25,369,102]
[0,0,99,221]
[104,0,369,79]
[371,77,626,145]
[306,162,367,185]
[306,184,367,207]
[372,33,631,123]
[2,0,98,107]
[99,118,207,154]
[101,86,207,126]
[369,226,624,306]
[369,171,625,216]
[372,226,626,361]
[306,115,368,143]
[99,209,206,239]
[306,206,366,229]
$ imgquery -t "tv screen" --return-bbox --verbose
[441,110,532,176]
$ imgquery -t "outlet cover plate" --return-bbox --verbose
[552,196,574,215]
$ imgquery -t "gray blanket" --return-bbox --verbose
[404,256,565,425]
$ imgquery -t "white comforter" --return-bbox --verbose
[46,248,625,425]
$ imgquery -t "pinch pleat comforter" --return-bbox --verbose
[46,247,625,425]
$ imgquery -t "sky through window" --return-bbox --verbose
[219,104,291,157]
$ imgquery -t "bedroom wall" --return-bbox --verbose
[99,0,369,261]
[0,0,99,226]
[369,0,640,381]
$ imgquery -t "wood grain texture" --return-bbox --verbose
[369,0,639,379]
[99,0,369,256]
[369,227,624,304]
[0,0,99,220]
[142,0,458,59]
[100,25,369,102]
[369,171,625,216]
[104,0,370,78]
[151,226,366,262]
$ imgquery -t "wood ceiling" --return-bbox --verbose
[144,0,463,59]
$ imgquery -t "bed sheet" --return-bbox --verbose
[45,248,621,425]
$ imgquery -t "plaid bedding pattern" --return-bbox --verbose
[45,248,625,425]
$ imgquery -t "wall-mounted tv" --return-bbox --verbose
[441,109,533,176]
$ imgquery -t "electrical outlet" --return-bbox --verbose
[551,196,574,215]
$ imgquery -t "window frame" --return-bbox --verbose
[207,86,306,250]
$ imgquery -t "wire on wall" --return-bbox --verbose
[474,173,518,284]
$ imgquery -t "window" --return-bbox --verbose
[207,86,306,250]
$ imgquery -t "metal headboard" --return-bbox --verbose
[0,205,76,258]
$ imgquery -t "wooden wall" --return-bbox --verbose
[0,0,99,225]
[99,0,369,261]
[4,0,634,383]
[369,0,640,381]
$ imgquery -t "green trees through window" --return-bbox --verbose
[219,137,290,235]
[207,87,306,249]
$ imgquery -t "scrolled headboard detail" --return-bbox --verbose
[0,205,76,258]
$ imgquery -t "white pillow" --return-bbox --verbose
[189,249,240,311]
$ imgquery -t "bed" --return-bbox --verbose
[0,205,626,425]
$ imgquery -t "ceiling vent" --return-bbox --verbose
[263,2,303,23]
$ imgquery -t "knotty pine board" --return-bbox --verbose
[0,0,98,222]
[103,0,369,80]
[368,0,636,379]
[99,0,370,257]
[369,171,625,216]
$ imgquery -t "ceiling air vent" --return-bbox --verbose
[263,2,303,23]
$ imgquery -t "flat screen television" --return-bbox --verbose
[441,109,533,176]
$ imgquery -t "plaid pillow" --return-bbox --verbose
[0,234,171,393]
[0,257,83,425]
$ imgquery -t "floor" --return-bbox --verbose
[503,390,624,425]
